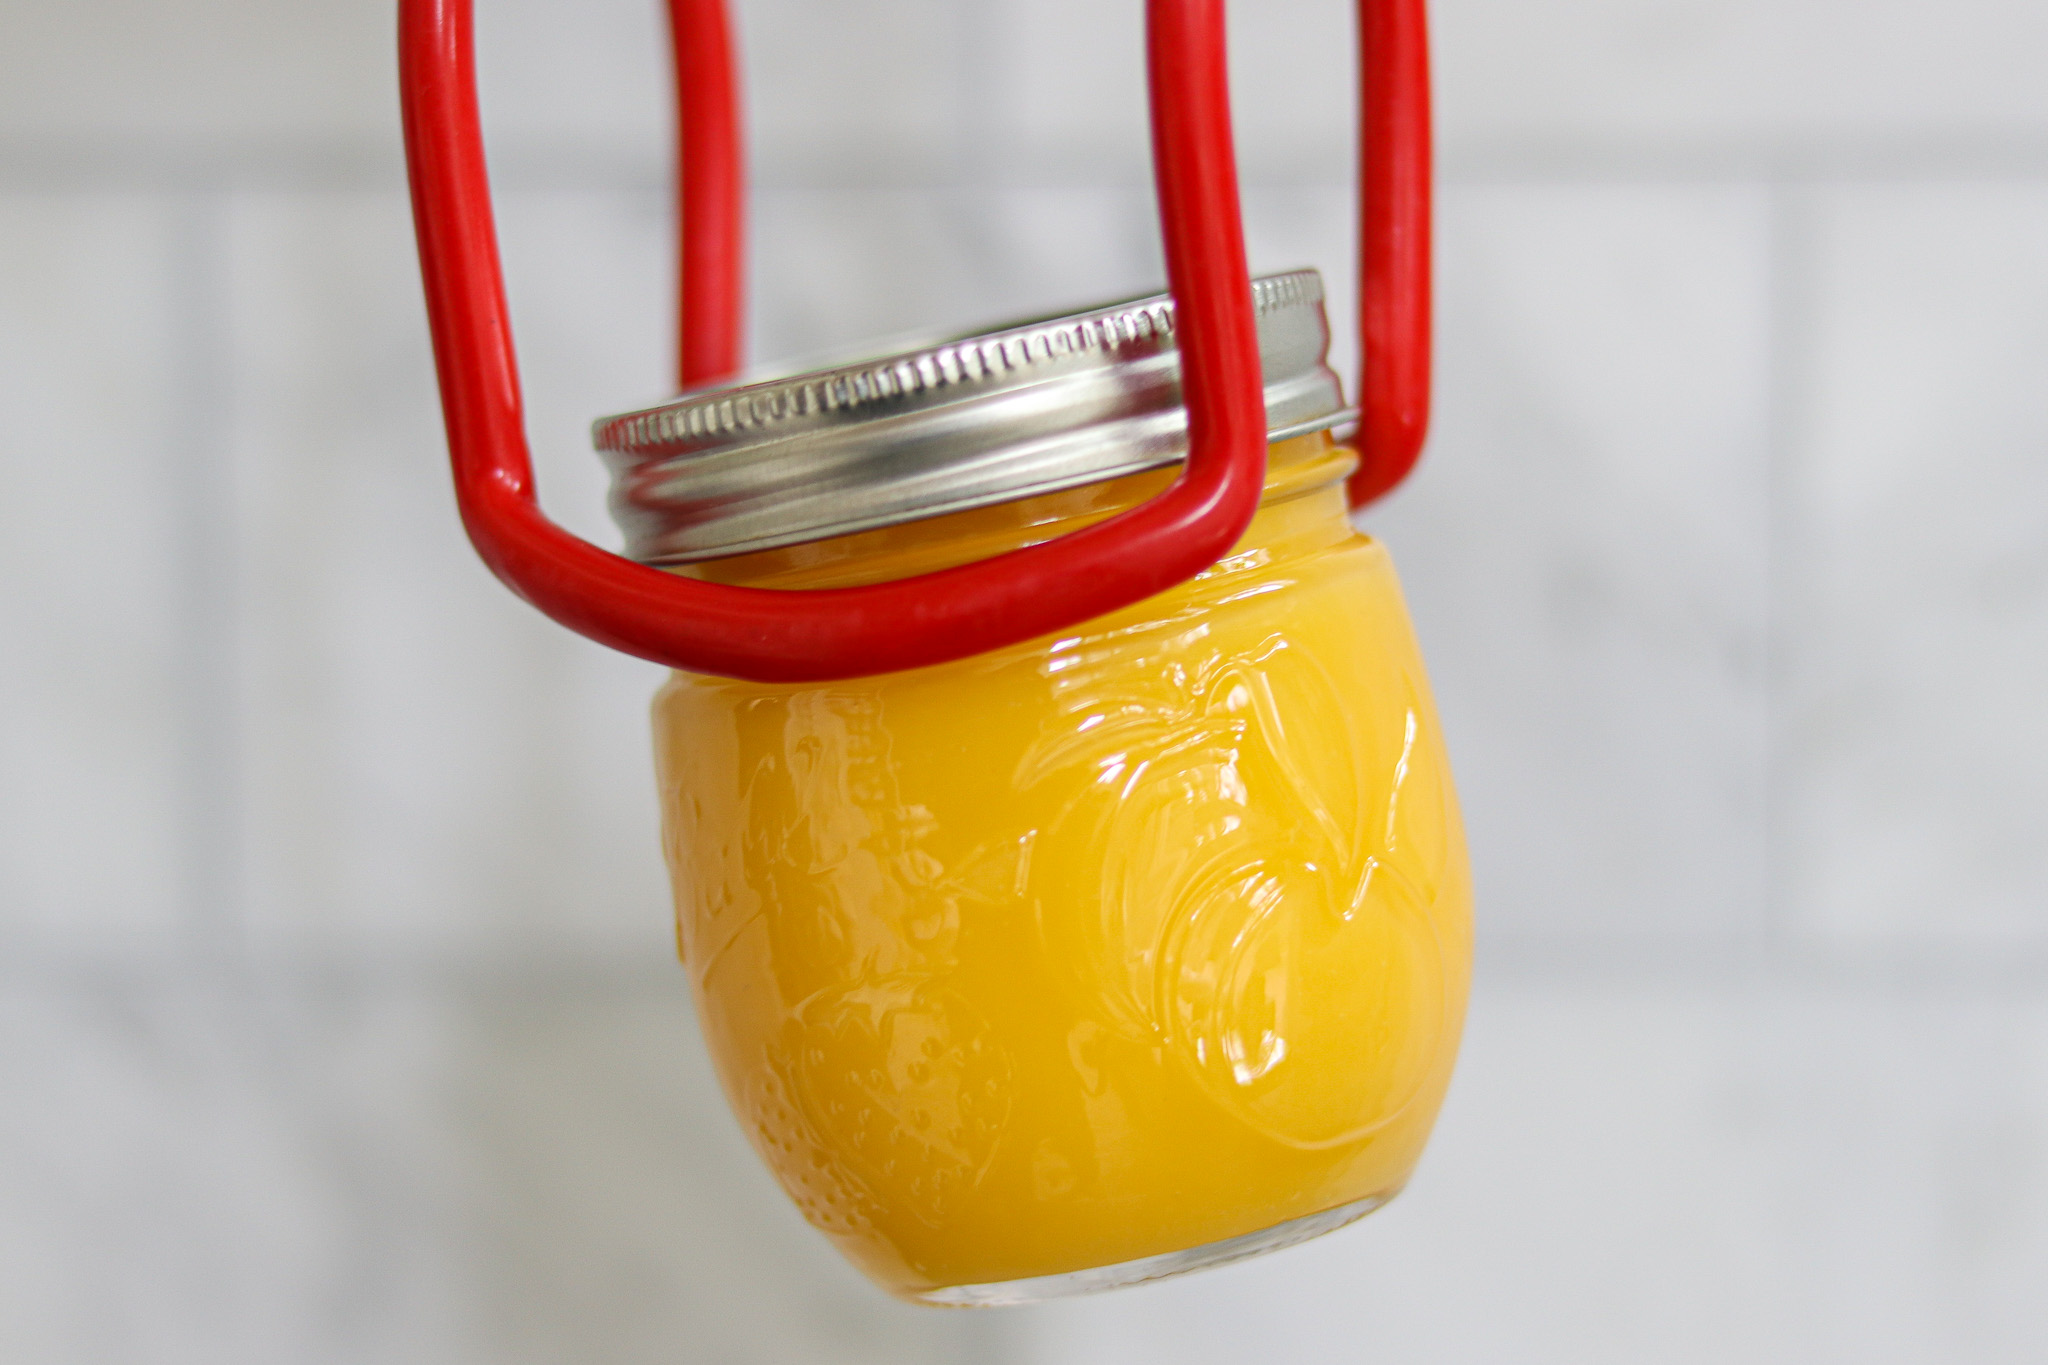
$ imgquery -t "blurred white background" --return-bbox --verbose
[3,1,2046,1360]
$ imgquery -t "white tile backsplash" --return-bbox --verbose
[0,195,188,953]
[976,0,1149,180]
[6,0,2048,1358]
[970,0,2048,183]
[473,0,669,170]
[1373,183,1775,945]
[1435,0,2048,160]
[8,973,2042,1363]
[1009,974,2048,1365]
[0,975,1006,1364]
[0,982,393,1364]
[0,1,396,152]
[740,0,977,180]
[1784,183,2048,949]
[478,0,982,181]
[0,0,973,183]
[13,0,2044,178]
[750,184,1165,364]
[222,190,673,965]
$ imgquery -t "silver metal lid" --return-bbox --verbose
[592,268,1351,564]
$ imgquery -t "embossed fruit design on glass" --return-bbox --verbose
[599,276,1473,1304]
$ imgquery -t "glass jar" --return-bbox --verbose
[596,271,1472,1304]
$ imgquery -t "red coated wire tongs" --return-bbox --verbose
[400,0,1432,683]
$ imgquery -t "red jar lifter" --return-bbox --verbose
[399,0,1432,683]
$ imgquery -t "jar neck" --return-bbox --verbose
[678,432,1360,592]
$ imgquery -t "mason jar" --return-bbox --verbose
[593,269,1472,1304]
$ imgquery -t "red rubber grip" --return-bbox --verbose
[399,0,1430,682]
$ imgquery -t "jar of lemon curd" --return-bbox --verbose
[593,269,1472,1305]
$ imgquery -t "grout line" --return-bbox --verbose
[4,939,2046,1000]
[0,946,687,996]
[1475,936,2048,999]
[1759,181,1819,956]
[1437,138,2048,186]
[9,138,2048,197]
[167,192,246,978]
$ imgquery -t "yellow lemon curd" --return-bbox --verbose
[653,433,1472,1301]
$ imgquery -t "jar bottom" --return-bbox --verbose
[912,1193,1397,1308]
